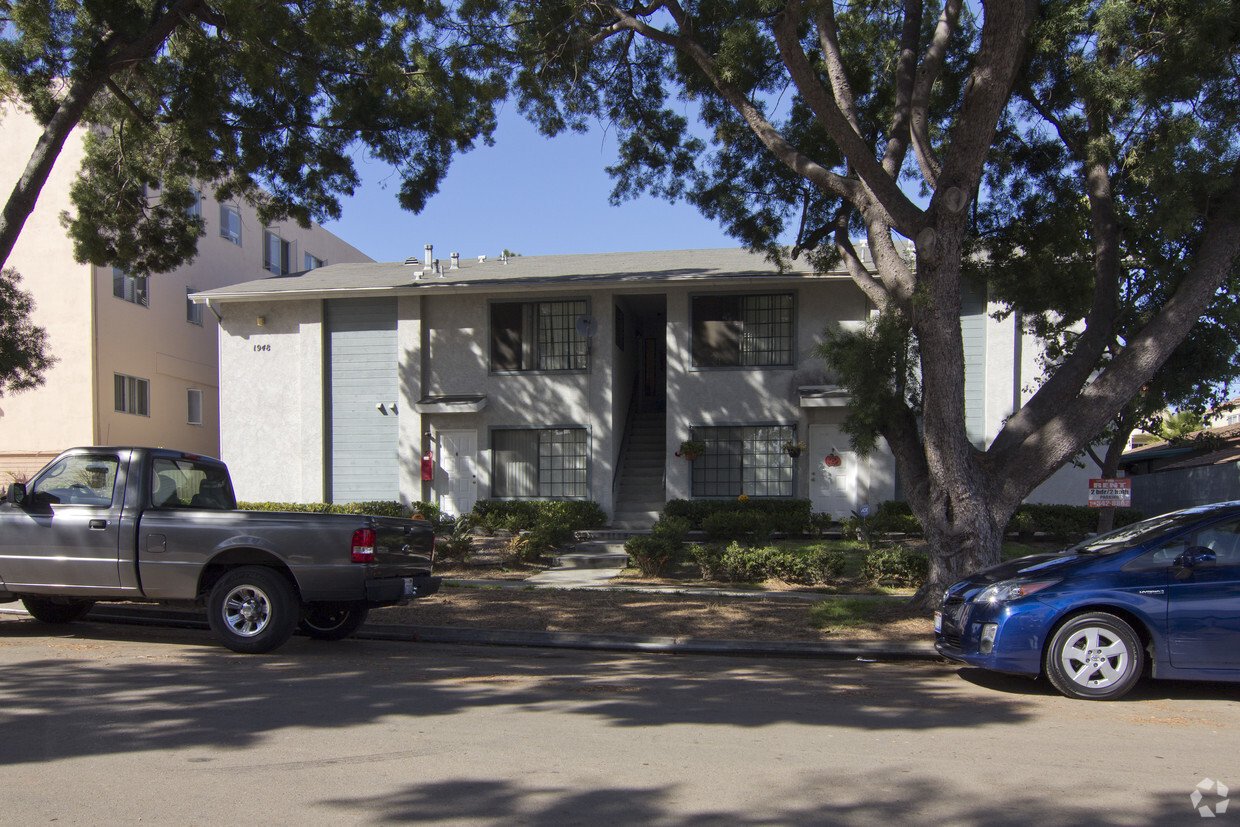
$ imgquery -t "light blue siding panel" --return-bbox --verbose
[326,298,399,502]
[961,286,987,448]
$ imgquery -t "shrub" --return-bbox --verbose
[625,535,676,577]
[702,510,770,543]
[470,499,606,534]
[862,545,929,587]
[625,515,691,577]
[693,541,846,584]
[663,498,812,535]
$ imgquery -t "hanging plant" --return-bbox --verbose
[676,439,706,460]
[783,440,807,458]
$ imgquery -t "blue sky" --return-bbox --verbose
[323,108,746,263]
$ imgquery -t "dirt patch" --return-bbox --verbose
[372,587,934,643]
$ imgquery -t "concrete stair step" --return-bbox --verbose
[552,541,630,569]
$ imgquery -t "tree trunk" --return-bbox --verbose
[909,484,1010,610]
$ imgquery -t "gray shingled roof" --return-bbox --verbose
[193,247,853,302]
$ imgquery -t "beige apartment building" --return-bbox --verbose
[0,103,372,480]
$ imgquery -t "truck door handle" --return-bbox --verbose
[88,519,108,530]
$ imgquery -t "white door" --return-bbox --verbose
[808,425,857,519]
[438,430,477,518]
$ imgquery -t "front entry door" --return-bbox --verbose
[808,425,857,519]
[438,430,478,518]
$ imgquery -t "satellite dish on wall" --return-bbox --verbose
[575,314,598,338]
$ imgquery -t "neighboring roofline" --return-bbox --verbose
[190,247,860,304]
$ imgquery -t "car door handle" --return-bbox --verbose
[88,519,108,530]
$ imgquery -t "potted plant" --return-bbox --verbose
[783,440,807,458]
[676,439,707,460]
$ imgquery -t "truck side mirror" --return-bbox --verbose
[6,482,26,506]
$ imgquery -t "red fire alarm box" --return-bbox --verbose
[421,452,434,481]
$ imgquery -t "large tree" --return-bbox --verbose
[478,0,1240,605]
[0,0,507,277]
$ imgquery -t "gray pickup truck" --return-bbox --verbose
[0,447,438,653]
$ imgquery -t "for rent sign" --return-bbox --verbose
[1089,478,1132,508]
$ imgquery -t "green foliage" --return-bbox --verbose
[662,498,812,536]
[1,0,508,276]
[1005,504,1144,544]
[861,546,929,587]
[470,499,606,534]
[237,500,445,528]
[624,516,691,577]
[808,598,891,630]
[0,268,53,396]
[468,499,606,559]
[692,541,846,585]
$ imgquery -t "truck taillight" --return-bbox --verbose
[351,528,376,563]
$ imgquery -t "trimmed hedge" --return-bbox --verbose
[663,498,812,536]
[238,500,445,528]
[836,500,1145,545]
[692,541,846,585]
[862,545,929,587]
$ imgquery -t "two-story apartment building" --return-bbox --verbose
[0,102,372,479]
[195,247,1091,523]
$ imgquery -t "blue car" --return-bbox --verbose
[935,501,1240,700]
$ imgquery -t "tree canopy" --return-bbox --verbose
[470,0,1240,603]
[0,0,508,276]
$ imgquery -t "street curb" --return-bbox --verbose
[4,604,940,662]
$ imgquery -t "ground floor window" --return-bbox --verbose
[691,425,795,498]
[492,428,587,498]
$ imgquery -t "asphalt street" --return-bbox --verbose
[0,614,1236,825]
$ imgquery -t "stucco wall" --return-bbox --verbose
[0,103,95,475]
[217,299,324,502]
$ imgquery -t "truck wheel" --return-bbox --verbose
[299,602,370,640]
[207,567,298,654]
[21,596,94,624]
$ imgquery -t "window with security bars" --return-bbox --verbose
[492,428,587,498]
[691,293,793,367]
[691,425,795,497]
[490,299,589,372]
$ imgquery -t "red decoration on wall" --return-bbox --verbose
[824,453,842,467]
[421,452,435,481]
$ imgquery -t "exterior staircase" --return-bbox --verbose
[610,411,667,530]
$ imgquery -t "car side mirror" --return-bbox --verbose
[6,482,26,507]
[1174,546,1217,578]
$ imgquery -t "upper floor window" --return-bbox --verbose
[304,252,324,270]
[219,204,242,245]
[114,373,150,417]
[187,189,202,219]
[264,230,291,275]
[113,268,148,307]
[186,287,203,325]
[490,299,589,372]
[691,293,794,367]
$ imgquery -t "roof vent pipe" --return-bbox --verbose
[450,252,460,270]
[423,244,433,275]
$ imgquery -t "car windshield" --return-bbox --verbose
[1070,509,1230,555]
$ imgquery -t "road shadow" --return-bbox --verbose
[0,615,1033,767]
